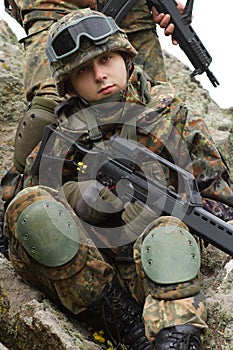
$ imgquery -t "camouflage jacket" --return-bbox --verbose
[26,65,233,220]
[2,65,233,222]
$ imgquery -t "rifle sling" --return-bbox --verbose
[101,0,137,24]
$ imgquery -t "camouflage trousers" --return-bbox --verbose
[4,186,207,343]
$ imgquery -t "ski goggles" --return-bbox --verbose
[46,15,123,63]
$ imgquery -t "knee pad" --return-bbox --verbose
[141,224,200,285]
[16,198,79,267]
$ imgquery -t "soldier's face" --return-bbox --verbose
[70,51,127,102]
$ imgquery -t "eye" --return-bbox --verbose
[102,54,112,62]
[77,66,88,74]
[77,67,87,74]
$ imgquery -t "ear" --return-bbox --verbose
[121,52,133,77]
[65,79,78,96]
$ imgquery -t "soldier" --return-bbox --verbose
[5,0,184,173]
[4,8,233,350]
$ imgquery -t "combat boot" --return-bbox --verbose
[153,324,202,350]
[87,279,152,350]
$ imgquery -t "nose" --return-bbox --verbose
[93,62,107,82]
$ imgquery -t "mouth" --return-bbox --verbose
[98,85,115,94]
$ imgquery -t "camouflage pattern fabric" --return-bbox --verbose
[13,0,166,101]
[10,0,167,177]
[47,8,138,97]
[14,0,154,32]
[134,216,207,342]
[45,73,233,216]
[4,185,114,314]
[1,165,24,203]
[4,187,208,340]
[5,67,233,343]
[11,0,167,174]
[23,25,165,101]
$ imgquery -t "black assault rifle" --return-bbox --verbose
[32,126,233,256]
[148,0,219,87]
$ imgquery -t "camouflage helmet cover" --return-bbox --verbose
[46,8,138,97]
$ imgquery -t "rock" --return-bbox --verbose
[200,247,233,349]
[0,255,103,350]
[0,19,26,124]
[0,17,232,350]
[164,51,233,182]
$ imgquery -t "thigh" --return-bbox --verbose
[22,20,59,101]
[128,29,167,82]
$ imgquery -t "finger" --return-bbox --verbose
[152,11,165,24]
[126,203,141,219]
[176,1,185,14]
[122,203,135,223]
[122,202,142,222]
[159,14,171,28]
[164,23,175,36]
[172,37,179,45]
[151,5,159,16]
[151,6,164,22]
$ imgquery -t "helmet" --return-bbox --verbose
[46,8,137,97]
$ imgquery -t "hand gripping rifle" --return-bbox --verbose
[148,0,219,87]
[32,126,233,256]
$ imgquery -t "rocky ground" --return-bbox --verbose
[0,18,232,350]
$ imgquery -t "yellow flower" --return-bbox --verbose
[93,330,106,343]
